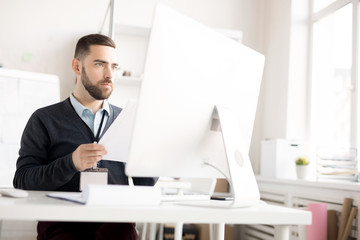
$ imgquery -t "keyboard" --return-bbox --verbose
[161,193,210,202]
[0,188,28,198]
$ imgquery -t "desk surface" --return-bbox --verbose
[0,191,311,225]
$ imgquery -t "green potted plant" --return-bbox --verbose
[295,157,310,179]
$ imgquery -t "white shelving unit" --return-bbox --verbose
[110,76,142,108]
[0,68,59,240]
[0,68,60,188]
[116,76,142,85]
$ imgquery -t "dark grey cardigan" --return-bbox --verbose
[13,98,157,191]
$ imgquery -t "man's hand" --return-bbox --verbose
[72,143,107,171]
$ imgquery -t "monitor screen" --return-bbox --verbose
[125,3,264,180]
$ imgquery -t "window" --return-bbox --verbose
[310,0,360,179]
[313,0,337,12]
[310,0,359,177]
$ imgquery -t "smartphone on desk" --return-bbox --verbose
[210,193,233,201]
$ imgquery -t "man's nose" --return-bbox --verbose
[104,65,113,79]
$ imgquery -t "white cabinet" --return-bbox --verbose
[0,68,60,187]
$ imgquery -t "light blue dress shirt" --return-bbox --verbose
[69,94,110,138]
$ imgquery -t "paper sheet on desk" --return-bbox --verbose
[99,100,137,162]
[47,184,161,205]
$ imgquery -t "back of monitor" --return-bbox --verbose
[125,4,265,207]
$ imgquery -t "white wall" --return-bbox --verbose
[114,0,263,51]
[255,0,310,173]
[259,0,309,140]
[260,0,291,140]
[0,0,110,99]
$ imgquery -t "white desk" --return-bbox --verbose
[0,191,311,240]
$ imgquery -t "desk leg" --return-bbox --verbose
[149,223,157,240]
[174,222,183,240]
[157,223,164,240]
[274,225,290,240]
[212,223,225,240]
[140,223,147,240]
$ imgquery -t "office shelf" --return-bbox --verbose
[115,75,142,86]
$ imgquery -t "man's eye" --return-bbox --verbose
[96,63,103,67]
[112,66,119,70]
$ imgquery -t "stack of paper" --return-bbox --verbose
[317,148,357,180]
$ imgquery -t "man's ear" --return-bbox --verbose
[72,58,81,75]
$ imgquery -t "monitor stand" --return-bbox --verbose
[216,105,260,207]
[180,106,260,208]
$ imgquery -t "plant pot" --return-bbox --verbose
[296,165,310,180]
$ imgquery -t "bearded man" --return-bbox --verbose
[13,34,157,240]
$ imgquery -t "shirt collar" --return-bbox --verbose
[70,93,110,116]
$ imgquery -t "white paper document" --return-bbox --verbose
[47,184,161,205]
[99,100,137,162]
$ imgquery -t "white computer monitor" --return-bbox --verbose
[124,4,265,207]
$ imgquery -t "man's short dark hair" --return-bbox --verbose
[74,34,116,60]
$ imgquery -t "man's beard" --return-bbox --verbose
[81,66,113,100]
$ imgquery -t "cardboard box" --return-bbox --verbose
[214,178,229,193]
